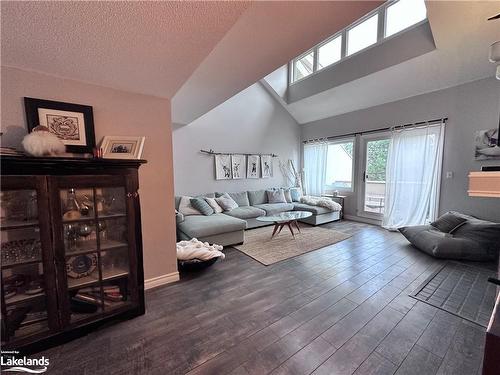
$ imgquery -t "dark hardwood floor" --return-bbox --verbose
[38,221,489,375]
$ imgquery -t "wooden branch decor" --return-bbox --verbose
[200,149,278,158]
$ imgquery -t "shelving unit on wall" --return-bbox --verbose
[0,156,147,353]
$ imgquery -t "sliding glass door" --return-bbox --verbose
[358,133,390,219]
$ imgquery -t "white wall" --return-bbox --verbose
[173,82,300,195]
[302,77,500,222]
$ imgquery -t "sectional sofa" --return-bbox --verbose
[175,189,342,246]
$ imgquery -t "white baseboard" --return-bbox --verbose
[344,214,382,226]
[145,271,180,290]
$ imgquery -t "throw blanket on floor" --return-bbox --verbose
[176,238,225,261]
[300,196,342,211]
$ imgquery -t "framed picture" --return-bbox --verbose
[24,97,96,154]
[215,154,232,180]
[100,136,145,159]
[261,155,273,178]
[247,155,260,179]
[231,155,246,179]
[475,128,500,160]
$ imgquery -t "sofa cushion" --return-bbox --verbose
[282,188,293,203]
[227,191,250,207]
[290,187,303,202]
[248,190,268,205]
[267,189,287,204]
[254,203,294,215]
[225,206,266,220]
[178,196,201,216]
[399,224,498,261]
[292,203,331,215]
[190,197,214,216]
[178,214,246,238]
[431,212,468,233]
[215,193,239,211]
[205,197,223,213]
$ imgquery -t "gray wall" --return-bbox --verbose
[173,82,301,195]
[302,77,500,222]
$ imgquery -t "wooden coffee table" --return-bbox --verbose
[256,211,312,238]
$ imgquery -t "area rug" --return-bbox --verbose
[233,224,351,265]
[409,261,497,327]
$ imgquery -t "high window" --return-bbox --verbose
[290,0,427,83]
[325,139,354,191]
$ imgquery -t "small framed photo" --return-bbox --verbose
[24,97,96,154]
[100,136,145,159]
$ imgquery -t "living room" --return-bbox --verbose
[1,1,500,374]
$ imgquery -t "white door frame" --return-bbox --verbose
[356,131,391,220]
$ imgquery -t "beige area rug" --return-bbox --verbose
[234,224,351,265]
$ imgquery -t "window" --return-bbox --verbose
[347,14,378,56]
[325,140,354,190]
[289,0,428,84]
[385,0,427,37]
[293,51,314,81]
[318,35,342,70]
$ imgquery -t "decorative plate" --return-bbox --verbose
[66,254,97,278]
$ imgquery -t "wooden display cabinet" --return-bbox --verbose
[1,156,146,353]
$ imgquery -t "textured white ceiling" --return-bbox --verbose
[1,1,250,98]
[285,1,500,124]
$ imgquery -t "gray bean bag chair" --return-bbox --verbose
[399,211,500,261]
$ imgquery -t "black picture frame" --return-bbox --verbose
[24,97,96,154]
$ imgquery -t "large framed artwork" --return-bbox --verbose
[215,154,232,180]
[100,136,145,159]
[231,154,246,179]
[475,128,500,160]
[247,155,260,179]
[24,97,96,154]
[261,155,273,178]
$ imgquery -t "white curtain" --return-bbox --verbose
[382,122,445,230]
[303,141,328,196]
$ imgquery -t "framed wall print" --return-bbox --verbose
[215,154,232,180]
[261,155,273,178]
[24,97,96,154]
[100,136,145,159]
[231,154,246,179]
[247,155,260,178]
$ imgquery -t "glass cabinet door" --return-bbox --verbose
[1,188,50,344]
[57,181,135,324]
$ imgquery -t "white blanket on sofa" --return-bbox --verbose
[176,238,225,261]
[300,196,342,212]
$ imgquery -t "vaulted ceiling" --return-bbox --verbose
[1,1,383,124]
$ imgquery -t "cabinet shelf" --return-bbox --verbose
[62,213,126,225]
[5,292,45,306]
[65,240,128,257]
[1,220,39,231]
[67,267,129,290]
[1,259,42,269]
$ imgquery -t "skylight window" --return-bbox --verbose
[293,51,314,81]
[347,14,378,56]
[289,0,428,84]
[318,35,342,70]
[385,0,427,37]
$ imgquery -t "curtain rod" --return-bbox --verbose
[303,117,448,144]
[200,149,278,157]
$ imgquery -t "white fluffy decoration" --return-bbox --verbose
[22,130,66,156]
[300,195,342,211]
[176,238,225,261]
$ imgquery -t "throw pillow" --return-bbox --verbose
[190,197,214,216]
[431,212,468,233]
[290,187,303,202]
[282,188,293,203]
[267,189,287,204]
[215,193,238,211]
[178,196,201,216]
[227,192,250,207]
[205,197,223,213]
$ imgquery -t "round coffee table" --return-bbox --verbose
[256,211,312,238]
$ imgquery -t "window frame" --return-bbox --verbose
[289,0,427,85]
[324,137,356,193]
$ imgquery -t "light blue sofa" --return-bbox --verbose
[175,189,342,246]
